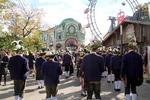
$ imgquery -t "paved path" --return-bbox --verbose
[0,70,150,100]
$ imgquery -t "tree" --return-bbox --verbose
[0,0,9,31]
[0,33,19,50]
[23,30,43,51]
[0,0,9,12]
[2,0,46,38]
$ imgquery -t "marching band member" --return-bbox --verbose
[42,54,62,100]
[110,48,122,91]
[35,52,46,89]
[121,39,143,100]
[8,48,30,100]
[62,51,72,78]
[80,40,104,100]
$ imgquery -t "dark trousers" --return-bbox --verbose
[0,74,6,84]
[113,69,121,81]
[14,80,26,98]
[86,81,101,99]
[45,83,58,98]
[107,67,111,75]
[125,77,137,95]
[64,63,70,71]
[69,64,74,75]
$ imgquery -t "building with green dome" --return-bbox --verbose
[42,18,86,52]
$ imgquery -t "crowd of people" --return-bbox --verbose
[0,39,147,100]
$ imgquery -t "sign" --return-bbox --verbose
[117,11,125,24]
[148,46,150,74]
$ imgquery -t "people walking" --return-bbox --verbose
[121,39,143,100]
[42,54,62,100]
[35,52,46,89]
[80,41,104,100]
[8,49,30,100]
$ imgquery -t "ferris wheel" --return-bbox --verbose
[84,0,102,41]
[84,0,140,41]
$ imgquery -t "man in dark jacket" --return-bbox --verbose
[0,50,9,86]
[62,51,72,78]
[121,39,143,100]
[110,48,122,91]
[35,52,46,89]
[42,54,62,100]
[8,49,30,100]
[80,41,104,100]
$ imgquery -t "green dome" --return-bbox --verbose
[58,18,79,27]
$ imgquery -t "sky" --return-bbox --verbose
[12,0,149,44]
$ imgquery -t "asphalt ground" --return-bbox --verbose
[0,69,150,100]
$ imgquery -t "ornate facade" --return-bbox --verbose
[42,18,85,52]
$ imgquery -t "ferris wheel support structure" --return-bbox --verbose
[125,0,139,13]
[86,0,102,41]
[85,0,140,41]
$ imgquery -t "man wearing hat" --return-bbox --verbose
[8,48,30,100]
[42,54,62,100]
[80,40,104,100]
[62,51,72,78]
[110,48,122,91]
[121,39,143,100]
[35,52,46,89]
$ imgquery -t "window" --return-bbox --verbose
[58,30,62,40]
